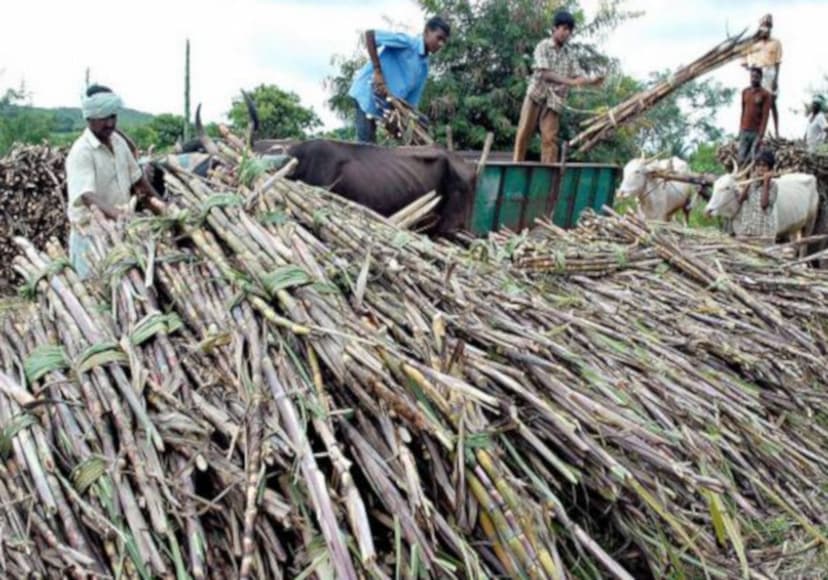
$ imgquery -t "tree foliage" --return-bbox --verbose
[229,84,321,139]
[0,86,54,155]
[688,142,725,174]
[148,113,188,149]
[634,72,735,158]
[326,0,734,164]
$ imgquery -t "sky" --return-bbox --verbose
[1,0,826,141]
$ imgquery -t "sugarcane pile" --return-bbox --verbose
[718,137,828,181]
[1,146,827,579]
[0,144,68,294]
[569,26,761,154]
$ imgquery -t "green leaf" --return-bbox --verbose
[262,265,312,295]
[24,344,69,383]
[131,312,183,346]
[76,342,128,374]
[392,231,413,248]
[260,210,290,226]
[71,456,108,495]
[0,413,37,459]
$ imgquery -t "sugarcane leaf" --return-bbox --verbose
[0,413,37,459]
[239,156,267,188]
[76,342,128,374]
[392,231,413,248]
[131,312,183,346]
[464,432,494,451]
[18,257,71,300]
[409,542,420,580]
[311,281,341,295]
[434,556,459,577]
[71,456,108,495]
[23,344,69,383]
[197,193,244,222]
[704,489,728,546]
[263,265,312,295]
[354,252,371,309]
[719,499,749,579]
[260,210,290,226]
[313,208,332,227]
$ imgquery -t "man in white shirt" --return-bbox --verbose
[66,85,157,278]
[805,98,828,153]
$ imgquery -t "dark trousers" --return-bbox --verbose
[354,99,377,144]
[738,130,759,165]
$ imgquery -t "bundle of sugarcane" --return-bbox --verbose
[1,148,827,579]
[0,144,68,294]
[379,96,434,146]
[569,27,762,154]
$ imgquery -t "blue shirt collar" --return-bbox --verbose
[418,35,427,57]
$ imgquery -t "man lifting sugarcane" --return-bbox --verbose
[513,10,604,164]
[348,16,451,143]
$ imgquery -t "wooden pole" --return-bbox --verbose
[184,39,192,142]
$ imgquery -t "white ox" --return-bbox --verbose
[617,157,697,223]
[705,172,819,250]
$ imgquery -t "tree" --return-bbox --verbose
[0,85,54,155]
[148,113,188,149]
[228,85,321,139]
[633,73,734,158]
[126,125,159,152]
[688,142,725,174]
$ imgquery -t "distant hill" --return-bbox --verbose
[2,104,155,133]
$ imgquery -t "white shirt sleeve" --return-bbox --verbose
[66,146,96,208]
[128,148,142,186]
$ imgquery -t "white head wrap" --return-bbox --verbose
[81,91,123,120]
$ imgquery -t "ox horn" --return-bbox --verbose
[195,103,220,156]
[730,160,739,175]
[242,90,260,148]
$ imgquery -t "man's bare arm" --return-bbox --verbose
[538,69,604,87]
[365,31,388,97]
[131,175,160,201]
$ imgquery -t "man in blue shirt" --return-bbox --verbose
[348,16,451,143]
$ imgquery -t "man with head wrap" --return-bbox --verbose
[743,14,782,137]
[65,85,158,278]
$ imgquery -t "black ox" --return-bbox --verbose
[285,139,476,235]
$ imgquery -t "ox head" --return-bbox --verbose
[705,161,751,219]
[617,157,653,198]
[433,152,477,236]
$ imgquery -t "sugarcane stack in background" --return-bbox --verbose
[569,27,762,155]
[718,136,828,181]
[0,132,827,579]
[0,144,68,295]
